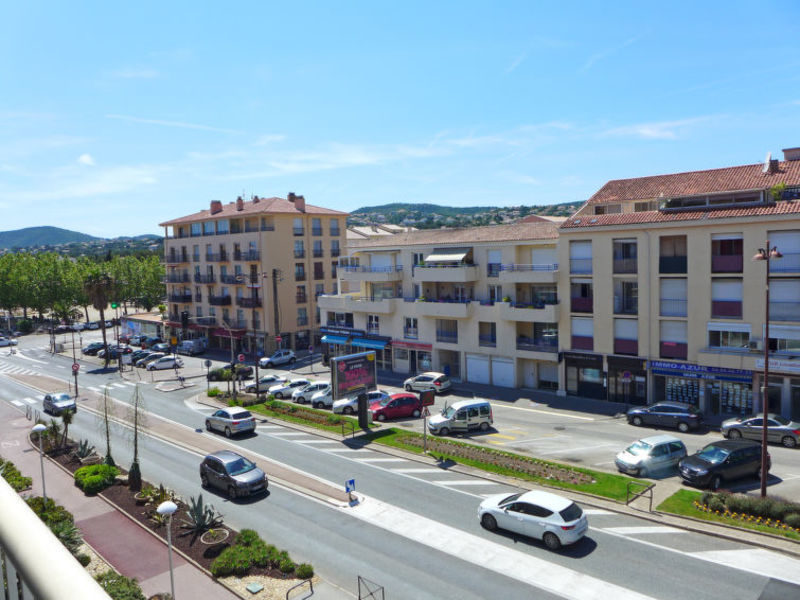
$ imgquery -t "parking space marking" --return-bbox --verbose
[539,442,618,455]
[438,480,499,486]
[492,403,596,421]
[110,383,127,389]
[583,509,614,515]
[11,400,23,406]
[265,431,310,437]
[487,433,517,440]
[355,457,408,463]
[602,526,686,535]
[688,549,800,586]
[23,397,36,404]
[296,440,341,445]
[391,468,444,474]
[123,381,137,386]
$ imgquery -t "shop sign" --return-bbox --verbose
[649,360,752,383]
[392,340,433,351]
[331,351,377,400]
[561,352,603,368]
[321,326,365,338]
[755,357,800,375]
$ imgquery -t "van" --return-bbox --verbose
[177,338,207,356]
[428,399,493,436]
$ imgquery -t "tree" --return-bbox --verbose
[126,384,147,491]
[60,408,73,449]
[97,388,116,466]
[84,269,113,367]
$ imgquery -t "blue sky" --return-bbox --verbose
[2,1,800,237]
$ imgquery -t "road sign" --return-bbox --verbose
[204,359,212,368]
[308,345,313,354]
[72,363,80,373]
[345,479,355,493]
[621,370,632,383]
[275,336,282,343]
[238,353,245,363]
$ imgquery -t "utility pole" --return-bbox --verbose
[272,268,281,351]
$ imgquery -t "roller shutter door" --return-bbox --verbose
[466,354,490,384]
[492,357,515,388]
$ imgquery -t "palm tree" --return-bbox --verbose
[60,408,73,449]
[84,271,113,367]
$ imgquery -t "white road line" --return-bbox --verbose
[582,509,614,515]
[539,443,618,455]
[492,403,596,421]
[602,526,686,535]
[347,496,657,600]
[267,432,313,437]
[324,448,371,453]
[354,457,408,463]
[391,468,445,474]
[593,461,617,466]
[110,383,127,389]
[296,440,340,445]
[123,381,137,386]
[87,387,102,392]
[11,400,23,406]
[23,397,37,404]
[438,480,499,486]
[688,549,800,586]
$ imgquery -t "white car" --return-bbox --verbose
[146,356,184,371]
[86,322,100,330]
[478,490,588,551]
[71,323,85,331]
[0,337,18,347]
[310,388,334,409]
[268,378,311,399]
[332,390,390,415]
[43,392,76,415]
[259,349,297,368]
[403,372,451,394]
[244,374,287,393]
[292,381,330,404]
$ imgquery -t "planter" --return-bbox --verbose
[200,528,230,545]
[79,454,102,465]
[134,491,151,505]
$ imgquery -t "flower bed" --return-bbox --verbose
[696,491,800,533]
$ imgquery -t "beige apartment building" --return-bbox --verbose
[160,194,347,356]
[319,222,561,388]
[559,148,800,420]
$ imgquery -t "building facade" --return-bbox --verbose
[160,194,347,356]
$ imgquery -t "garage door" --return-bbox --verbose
[492,357,515,388]
[466,354,490,384]
[370,253,392,269]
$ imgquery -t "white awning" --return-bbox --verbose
[424,248,470,263]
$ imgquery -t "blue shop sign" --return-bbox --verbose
[648,361,752,383]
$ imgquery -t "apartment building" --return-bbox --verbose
[319,221,561,388]
[159,194,347,355]
[559,148,800,421]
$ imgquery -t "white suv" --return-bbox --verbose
[403,372,451,394]
[259,349,296,368]
[292,381,330,404]
[332,390,390,414]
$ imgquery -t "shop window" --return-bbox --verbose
[395,348,409,360]
[708,329,749,350]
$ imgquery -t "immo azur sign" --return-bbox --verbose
[330,351,377,400]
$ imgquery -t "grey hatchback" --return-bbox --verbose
[199,450,268,499]
[205,408,256,438]
[721,413,799,449]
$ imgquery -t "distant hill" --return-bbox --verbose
[351,203,499,218]
[0,226,102,249]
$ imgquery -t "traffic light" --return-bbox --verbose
[181,311,189,328]
[110,302,118,309]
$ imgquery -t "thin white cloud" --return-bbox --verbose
[601,116,715,140]
[111,68,159,79]
[581,34,644,72]
[504,172,540,185]
[78,153,95,166]
[252,134,287,146]
[505,52,528,74]
[106,114,244,134]
[4,165,160,202]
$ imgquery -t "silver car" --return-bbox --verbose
[199,450,267,499]
[332,389,390,414]
[205,408,257,438]
[244,374,287,393]
[722,413,800,448]
[615,434,687,477]
[292,381,330,404]
[43,393,77,415]
[268,378,311,399]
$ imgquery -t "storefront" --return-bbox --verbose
[392,340,432,375]
[350,335,392,371]
[320,326,363,361]
[607,356,648,405]
[754,358,800,420]
[650,360,753,416]
[563,352,605,400]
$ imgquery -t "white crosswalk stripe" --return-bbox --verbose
[601,526,686,535]
[110,383,127,388]
[436,480,498,486]
[23,397,37,404]
[11,400,23,406]
[267,432,313,437]
[123,382,137,386]
[86,387,102,392]
[295,440,341,445]
[583,509,614,515]
[391,468,445,474]
[355,457,408,463]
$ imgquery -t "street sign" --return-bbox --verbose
[308,345,313,354]
[621,370,632,383]
[72,363,80,373]
[420,390,435,406]
[345,479,355,493]
[275,336,282,342]
[238,353,246,363]
[204,359,212,368]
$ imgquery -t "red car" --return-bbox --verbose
[370,393,423,421]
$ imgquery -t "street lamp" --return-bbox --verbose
[32,423,47,503]
[156,500,178,600]
[752,241,782,498]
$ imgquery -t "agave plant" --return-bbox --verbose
[180,494,223,538]
[74,439,96,460]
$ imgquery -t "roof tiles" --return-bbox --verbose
[159,196,347,227]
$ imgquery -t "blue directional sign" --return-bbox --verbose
[345,479,355,493]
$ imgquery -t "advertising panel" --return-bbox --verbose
[331,351,377,400]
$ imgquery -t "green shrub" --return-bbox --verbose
[785,513,800,529]
[77,553,91,567]
[296,563,314,579]
[249,540,270,568]
[74,464,119,494]
[326,414,344,425]
[279,558,296,573]
[16,319,33,334]
[707,496,726,513]
[26,496,74,527]
[700,491,714,506]
[207,387,221,397]
[94,570,146,600]
[0,457,32,491]
[210,545,252,578]
[235,528,261,546]
[273,549,290,569]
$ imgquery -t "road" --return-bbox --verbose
[1,332,800,599]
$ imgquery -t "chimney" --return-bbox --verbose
[288,192,296,203]
[252,195,260,203]
[783,147,800,161]
[295,194,306,212]
[210,200,223,214]
[768,158,780,174]
[236,196,244,211]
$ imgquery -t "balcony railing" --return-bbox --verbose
[569,258,592,274]
[293,227,305,236]
[208,295,232,306]
[168,293,193,303]
[330,228,340,236]
[314,270,325,280]
[367,324,380,334]
[479,334,496,347]
[192,254,200,262]
[296,294,308,303]
[571,335,594,350]
[220,274,240,284]
[711,255,743,273]
[660,298,687,317]
[769,300,800,322]
[262,224,275,231]
[613,296,638,315]
[711,300,742,319]
[194,274,216,284]
[313,249,324,257]
[343,265,403,273]
[195,294,202,302]
[226,319,248,329]
[660,341,688,359]
[295,273,306,281]
[613,258,637,274]
[244,224,259,233]
[166,254,188,264]
[164,274,190,283]
[331,248,341,257]
[294,250,306,259]
[436,331,458,344]
[237,297,262,308]
[297,317,309,326]
[659,256,687,273]
[312,227,323,236]
[404,328,418,339]
[195,316,217,326]
[232,250,260,261]
[614,338,638,355]
[571,296,593,313]
[501,263,558,272]
[206,253,226,262]
[516,337,558,352]
[487,264,501,278]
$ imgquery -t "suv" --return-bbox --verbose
[615,435,687,478]
[626,402,702,433]
[678,439,769,490]
[199,450,267,499]
[259,349,296,368]
[403,372,451,394]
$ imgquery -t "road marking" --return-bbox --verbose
[593,461,617,466]
[110,383,127,389]
[778,473,800,481]
[487,433,516,440]
[23,397,36,404]
[267,431,313,437]
[688,549,800,586]
[438,480,499,486]
[354,457,408,463]
[14,353,46,364]
[324,448,370,453]
[391,468,444,474]
[87,387,102,392]
[296,439,340,445]
[11,400,23,406]
[492,403,595,421]
[602,526,686,535]
[539,443,618,455]
[582,509,614,515]
[347,496,657,600]
[123,381,137,386]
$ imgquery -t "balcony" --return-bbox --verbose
[711,300,742,319]
[712,255,743,273]
[313,249,324,258]
[613,258,637,274]
[295,272,306,281]
[317,294,398,314]
[487,264,501,278]
[195,316,217,326]
[516,336,558,354]
[660,341,688,360]
[195,294,202,302]
[234,250,261,261]
[660,298,687,317]
[499,263,558,284]
[479,334,496,348]
[261,224,275,232]
[659,256,687,274]
[166,254,188,265]
[331,248,341,257]
[313,270,325,280]
[294,250,306,259]
[613,296,638,316]
[293,227,305,236]
[330,228,341,236]
[498,301,560,323]
[415,298,473,318]
[194,274,216,284]
[192,254,200,262]
[569,258,592,274]
[769,301,800,322]
[237,297,262,308]
[297,317,309,326]
[413,264,479,283]
[225,319,248,330]
[614,338,639,355]
[244,223,259,233]
[571,335,594,351]
[404,327,418,339]
[205,252,228,262]
[570,296,593,313]
[771,252,800,273]
[312,227,323,236]
[168,293,193,303]
[220,274,240,284]
[366,324,380,334]
[436,330,459,344]
[208,295,232,306]
[164,274,190,283]
[296,294,308,304]
[340,265,403,283]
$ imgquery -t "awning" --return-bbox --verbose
[351,338,388,350]
[213,328,246,338]
[321,335,349,345]
[424,247,470,263]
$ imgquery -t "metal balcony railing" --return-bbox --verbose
[297,317,309,326]
[313,249,324,258]
[194,274,216,284]
[295,272,306,281]
[237,297,262,308]
[294,250,306,259]
[312,227,323,236]
[436,331,458,344]
[164,274,190,283]
[404,328,418,339]
[516,337,558,352]
[501,263,559,272]
[331,248,341,257]
[168,294,193,303]
[330,228,340,236]
[220,274,239,284]
[479,334,496,347]
[293,227,305,236]
[195,316,217,326]
[296,294,308,304]
[208,295,232,306]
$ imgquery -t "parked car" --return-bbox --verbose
[269,378,312,399]
[85,322,99,330]
[177,338,207,356]
[118,334,132,344]
[244,374,288,394]
[205,408,257,438]
[721,413,800,449]
[478,490,588,551]
[98,345,132,359]
[370,393,423,421]
[147,356,184,371]
[403,372,451,394]
[259,349,296,368]
[81,342,105,355]
[128,335,143,346]
[0,337,19,347]
[71,323,85,331]
[141,336,164,349]
[54,325,71,334]
[43,392,77,415]
[292,381,330,404]
[626,401,702,433]
[678,439,769,490]
[151,342,171,353]
[130,349,153,363]
[136,352,165,367]
[207,363,253,381]
[310,387,335,409]
[199,449,267,499]
[332,389,390,415]
[615,435,687,477]
[428,399,493,436]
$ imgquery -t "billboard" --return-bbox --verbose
[331,351,377,400]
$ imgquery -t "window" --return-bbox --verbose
[569,241,592,274]
[660,278,687,316]
[314,262,324,279]
[613,239,637,274]
[635,202,651,212]
[203,221,215,235]
[488,284,502,303]
[297,307,308,326]
[293,217,304,236]
[395,348,409,360]
[331,240,340,257]
[404,317,418,339]
[315,283,325,297]
[216,219,229,234]
[368,315,379,333]
[613,280,638,315]
[294,240,305,258]
[295,264,306,280]
[330,218,340,236]
[191,223,202,236]
[413,252,425,266]
[708,329,750,349]
[331,262,338,278]
[312,218,322,236]
[711,278,743,318]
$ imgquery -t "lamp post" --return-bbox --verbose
[752,241,782,498]
[156,500,178,600]
[32,423,47,503]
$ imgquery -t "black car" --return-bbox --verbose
[678,439,769,490]
[199,450,268,499]
[207,363,253,381]
[626,402,702,433]
[82,342,105,355]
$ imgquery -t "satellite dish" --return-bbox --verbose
[762,152,772,174]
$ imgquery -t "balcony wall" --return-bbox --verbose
[339,266,403,283]
[498,301,559,323]
[711,255,743,273]
[769,301,800,322]
[498,264,558,284]
[659,256,687,274]
[614,338,638,355]
[571,335,594,351]
[711,300,742,319]
[414,299,473,318]
[318,294,397,315]
[570,296,593,313]
[413,265,479,283]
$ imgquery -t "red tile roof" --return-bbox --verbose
[348,221,559,248]
[588,160,800,205]
[159,196,347,226]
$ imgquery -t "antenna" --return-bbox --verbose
[762,152,772,174]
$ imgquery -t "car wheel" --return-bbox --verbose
[782,436,797,449]
[677,421,690,433]
[227,486,237,500]
[314,402,324,409]
[377,413,386,421]
[543,532,562,551]
[728,429,742,439]
[481,514,497,531]
[201,474,209,488]
[289,357,296,364]
[711,475,722,490]
[275,392,283,399]
[405,384,413,391]
[205,421,212,431]
[479,421,490,432]
[224,427,232,438]
[296,396,304,404]
[632,416,643,427]
[412,409,421,418]
[344,406,354,415]
[637,467,648,478]
[265,362,272,368]
[439,427,450,436]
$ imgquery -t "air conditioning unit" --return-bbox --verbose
[749,340,763,351]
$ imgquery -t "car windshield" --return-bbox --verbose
[55,394,72,402]
[498,492,522,506]
[225,457,255,476]
[559,503,583,522]
[772,415,791,426]
[626,441,653,456]
[442,406,456,418]
[230,411,251,420]
[379,398,394,407]
[696,445,730,464]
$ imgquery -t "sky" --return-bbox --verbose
[2,1,800,237]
